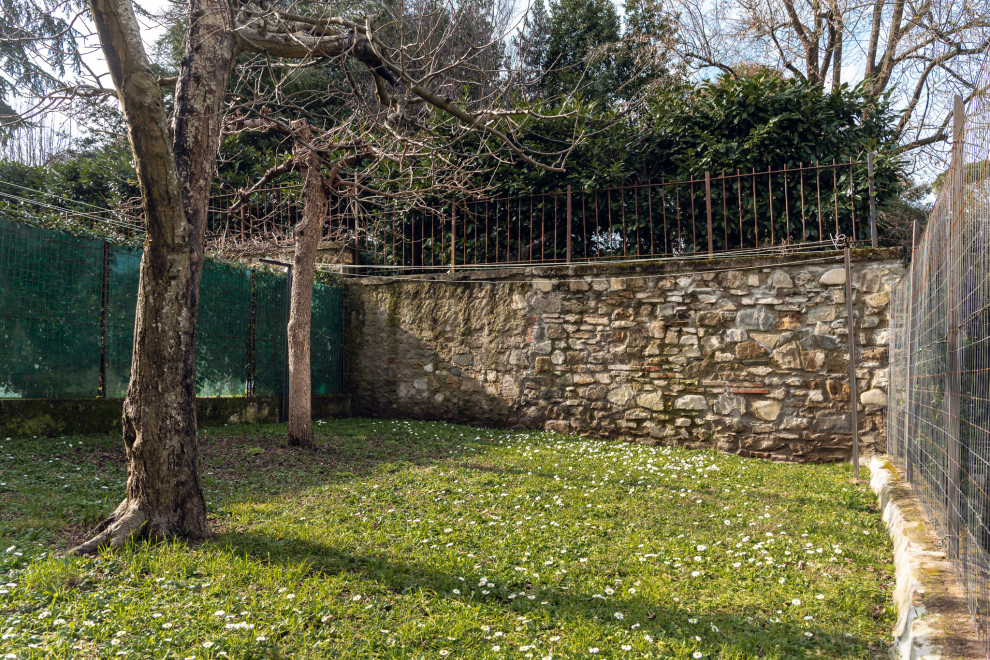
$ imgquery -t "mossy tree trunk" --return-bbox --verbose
[72,0,236,553]
[286,144,325,448]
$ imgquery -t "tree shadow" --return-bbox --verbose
[211,530,881,658]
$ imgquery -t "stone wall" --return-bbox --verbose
[344,249,904,461]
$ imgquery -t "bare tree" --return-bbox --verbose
[2,0,583,550]
[665,0,990,156]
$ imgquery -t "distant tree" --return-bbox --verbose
[542,0,623,104]
[509,0,551,98]
[663,0,990,157]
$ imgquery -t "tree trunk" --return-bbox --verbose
[287,148,327,448]
[73,0,236,553]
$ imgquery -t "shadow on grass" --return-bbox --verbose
[212,531,880,658]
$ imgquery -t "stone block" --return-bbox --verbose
[865,292,889,309]
[806,305,838,323]
[674,394,708,411]
[801,350,826,371]
[702,336,724,351]
[569,279,590,292]
[607,385,636,406]
[725,328,748,342]
[697,311,722,326]
[817,412,851,432]
[713,393,746,416]
[736,340,767,360]
[770,342,802,370]
[819,268,846,285]
[860,388,886,406]
[753,399,780,422]
[769,270,793,289]
[774,313,802,330]
[736,306,777,331]
[648,322,666,338]
[750,332,781,348]
[637,391,665,411]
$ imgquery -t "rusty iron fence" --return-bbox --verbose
[202,157,881,269]
[887,74,990,653]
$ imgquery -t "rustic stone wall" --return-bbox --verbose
[344,249,904,461]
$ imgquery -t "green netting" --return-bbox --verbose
[0,218,103,398]
[312,284,344,395]
[105,245,141,398]
[197,262,251,396]
[1,218,344,400]
[253,270,287,397]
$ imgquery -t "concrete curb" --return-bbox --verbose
[868,455,984,659]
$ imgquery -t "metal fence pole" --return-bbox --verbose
[566,185,572,263]
[904,217,919,482]
[946,94,965,560]
[843,237,860,480]
[867,152,878,248]
[451,204,456,272]
[705,172,714,255]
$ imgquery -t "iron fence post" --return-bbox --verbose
[705,172,714,255]
[867,152,878,248]
[451,204,456,272]
[946,94,964,560]
[566,185,572,263]
[843,237,859,480]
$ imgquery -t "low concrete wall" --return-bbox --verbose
[345,249,904,461]
[0,394,350,437]
[869,456,984,659]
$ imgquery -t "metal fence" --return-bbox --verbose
[887,77,990,652]
[0,216,344,400]
[201,157,882,270]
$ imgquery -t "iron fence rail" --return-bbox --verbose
[202,158,880,269]
[888,70,990,655]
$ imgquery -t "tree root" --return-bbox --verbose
[70,502,149,555]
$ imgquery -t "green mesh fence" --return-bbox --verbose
[0,218,104,398]
[105,245,141,398]
[0,219,344,399]
[253,270,287,397]
[312,283,344,395]
[197,263,251,396]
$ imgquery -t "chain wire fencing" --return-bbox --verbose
[887,61,990,654]
[0,216,344,400]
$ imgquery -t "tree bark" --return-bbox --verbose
[73,0,236,553]
[286,143,326,449]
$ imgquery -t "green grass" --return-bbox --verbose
[0,418,894,659]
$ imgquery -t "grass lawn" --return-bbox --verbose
[0,418,894,659]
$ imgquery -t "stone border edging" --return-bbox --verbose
[868,455,984,659]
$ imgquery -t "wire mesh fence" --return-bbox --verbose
[887,68,990,654]
[0,216,344,400]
